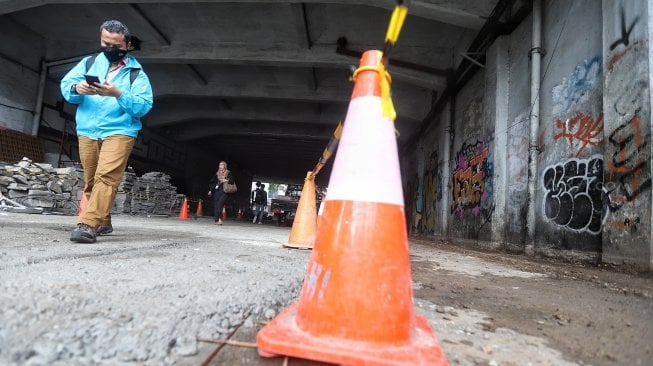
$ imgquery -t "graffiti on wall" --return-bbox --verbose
[554,112,604,157]
[604,39,652,226]
[404,174,419,234]
[541,155,604,235]
[420,150,441,234]
[609,4,639,51]
[552,57,602,117]
[451,140,494,219]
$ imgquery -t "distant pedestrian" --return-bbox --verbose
[208,161,234,225]
[252,183,268,224]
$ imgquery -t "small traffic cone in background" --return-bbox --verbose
[77,190,88,216]
[284,171,317,249]
[222,207,227,221]
[195,199,203,217]
[237,208,243,220]
[257,50,448,365]
[178,197,189,220]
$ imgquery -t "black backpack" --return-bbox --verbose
[254,188,266,204]
[86,54,140,85]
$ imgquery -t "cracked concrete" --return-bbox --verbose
[0,212,651,365]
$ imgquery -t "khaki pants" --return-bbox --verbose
[78,135,135,228]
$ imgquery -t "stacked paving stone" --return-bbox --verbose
[128,171,179,216]
[0,157,82,214]
[0,158,180,216]
[112,167,137,214]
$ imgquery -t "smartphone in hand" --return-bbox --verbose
[84,74,101,86]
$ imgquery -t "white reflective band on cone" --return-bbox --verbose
[325,96,404,206]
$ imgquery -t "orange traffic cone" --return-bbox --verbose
[256,50,448,365]
[195,199,203,217]
[284,171,317,249]
[77,189,88,216]
[237,208,243,220]
[222,207,227,221]
[179,197,189,220]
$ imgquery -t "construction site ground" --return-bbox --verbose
[0,212,651,366]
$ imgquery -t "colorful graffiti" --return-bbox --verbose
[541,155,604,235]
[552,57,602,117]
[451,141,493,219]
[554,112,604,157]
[605,113,651,212]
[604,40,652,225]
[420,150,441,234]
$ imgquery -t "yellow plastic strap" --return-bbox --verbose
[351,64,396,121]
[385,5,408,44]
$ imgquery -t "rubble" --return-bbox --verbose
[1,157,181,216]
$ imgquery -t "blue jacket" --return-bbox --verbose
[60,53,153,139]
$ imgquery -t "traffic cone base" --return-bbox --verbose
[284,172,317,249]
[257,304,446,366]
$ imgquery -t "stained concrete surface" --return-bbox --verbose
[0,212,651,365]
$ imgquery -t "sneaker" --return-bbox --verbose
[258,222,262,225]
[70,223,96,243]
[96,223,113,235]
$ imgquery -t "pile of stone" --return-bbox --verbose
[0,157,83,214]
[0,158,181,216]
[120,171,179,216]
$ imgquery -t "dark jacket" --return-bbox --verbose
[208,170,233,195]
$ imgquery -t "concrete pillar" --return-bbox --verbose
[486,36,510,244]
[602,0,653,270]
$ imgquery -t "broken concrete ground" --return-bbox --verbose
[0,213,651,365]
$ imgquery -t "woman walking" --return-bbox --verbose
[208,161,234,225]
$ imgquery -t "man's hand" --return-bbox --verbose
[207,190,212,197]
[90,80,122,97]
[75,81,98,95]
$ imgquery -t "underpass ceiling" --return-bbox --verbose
[0,0,529,183]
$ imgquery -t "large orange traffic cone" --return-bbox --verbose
[195,199,203,217]
[284,172,317,249]
[77,189,88,216]
[256,50,448,365]
[179,197,189,220]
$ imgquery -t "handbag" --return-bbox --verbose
[223,180,237,194]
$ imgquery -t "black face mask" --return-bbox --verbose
[101,46,128,63]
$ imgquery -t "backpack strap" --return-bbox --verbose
[129,68,140,85]
[85,54,98,72]
[86,54,140,85]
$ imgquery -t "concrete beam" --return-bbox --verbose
[0,1,487,29]
[136,44,447,90]
[167,119,334,142]
[145,100,346,128]
[152,84,430,122]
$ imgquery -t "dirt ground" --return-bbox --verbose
[409,238,653,366]
[0,212,651,365]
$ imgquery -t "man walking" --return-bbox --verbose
[61,20,153,243]
[252,182,268,224]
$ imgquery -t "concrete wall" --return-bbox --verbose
[602,0,652,269]
[403,0,653,269]
[0,16,44,133]
[535,0,604,253]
